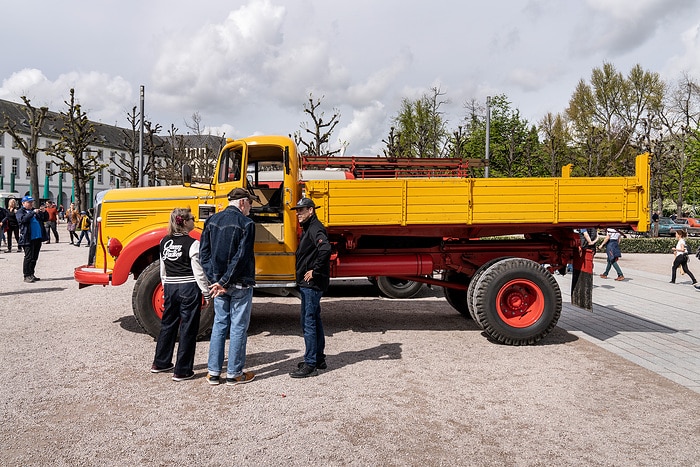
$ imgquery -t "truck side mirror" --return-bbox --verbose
[182,164,192,186]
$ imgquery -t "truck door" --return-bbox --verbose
[214,139,300,286]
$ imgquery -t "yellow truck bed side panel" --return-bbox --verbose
[306,154,649,230]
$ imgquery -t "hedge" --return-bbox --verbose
[617,237,700,254]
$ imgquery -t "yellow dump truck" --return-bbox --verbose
[75,135,650,345]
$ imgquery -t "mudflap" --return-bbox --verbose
[571,247,593,311]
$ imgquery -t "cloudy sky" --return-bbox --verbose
[2,0,699,155]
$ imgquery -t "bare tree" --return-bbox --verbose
[157,124,189,185]
[655,74,700,215]
[1,96,49,197]
[294,93,341,156]
[46,88,105,211]
[184,112,224,182]
[107,107,165,188]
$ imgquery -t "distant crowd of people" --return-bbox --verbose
[0,197,94,282]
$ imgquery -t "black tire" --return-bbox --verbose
[132,260,214,339]
[376,276,424,299]
[473,258,561,345]
[443,272,471,319]
[467,257,509,329]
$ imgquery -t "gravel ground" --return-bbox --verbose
[1,242,698,466]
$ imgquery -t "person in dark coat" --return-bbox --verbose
[16,196,47,283]
[289,197,332,378]
[6,198,21,252]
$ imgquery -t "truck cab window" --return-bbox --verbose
[218,149,242,183]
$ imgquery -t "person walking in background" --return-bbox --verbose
[670,229,697,286]
[16,196,47,283]
[151,208,211,382]
[66,203,79,245]
[199,188,259,386]
[651,210,660,237]
[74,210,91,247]
[289,197,332,378]
[0,205,8,251]
[6,198,21,252]
[45,201,59,243]
[598,228,625,281]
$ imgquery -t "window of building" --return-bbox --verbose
[46,162,53,181]
[0,157,4,177]
[97,169,103,184]
[0,132,4,147]
[61,172,66,182]
[12,158,19,176]
[97,150,104,161]
[109,172,115,184]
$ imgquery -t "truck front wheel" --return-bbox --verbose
[376,276,424,299]
[473,258,561,345]
[132,261,215,339]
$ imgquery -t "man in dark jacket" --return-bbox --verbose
[199,187,259,386]
[289,197,332,378]
[16,195,46,283]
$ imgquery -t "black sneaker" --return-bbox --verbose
[24,276,35,283]
[31,275,41,281]
[172,372,195,382]
[226,372,255,385]
[150,363,175,373]
[290,363,318,378]
[206,374,220,385]
[297,360,327,370]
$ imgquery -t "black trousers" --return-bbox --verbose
[22,239,42,278]
[7,226,20,251]
[671,254,697,284]
[153,281,202,375]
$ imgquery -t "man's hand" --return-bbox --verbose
[208,283,226,298]
[303,270,313,282]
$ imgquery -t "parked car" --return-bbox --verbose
[657,217,682,237]
[680,217,700,228]
[671,218,700,237]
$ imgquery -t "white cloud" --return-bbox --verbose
[666,23,700,78]
[337,101,387,155]
[0,68,132,124]
[573,0,696,56]
[150,0,287,114]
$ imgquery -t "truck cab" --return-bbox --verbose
[75,135,302,336]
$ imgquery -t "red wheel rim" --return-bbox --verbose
[152,283,165,320]
[495,279,544,328]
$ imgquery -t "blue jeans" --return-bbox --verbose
[300,287,325,366]
[207,287,253,378]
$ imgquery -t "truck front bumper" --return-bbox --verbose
[74,265,112,288]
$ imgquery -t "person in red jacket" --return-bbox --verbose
[45,201,59,243]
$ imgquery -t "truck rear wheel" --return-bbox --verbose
[473,258,561,345]
[132,261,215,340]
[443,272,471,319]
[376,276,424,299]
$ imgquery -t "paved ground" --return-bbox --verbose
[555,253,700,393]
[1,241,698,465]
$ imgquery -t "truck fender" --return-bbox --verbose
[110,228,168,285]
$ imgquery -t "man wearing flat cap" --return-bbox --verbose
[199,187,260,386]
[16,195,47,283]
[289,197,331,378]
